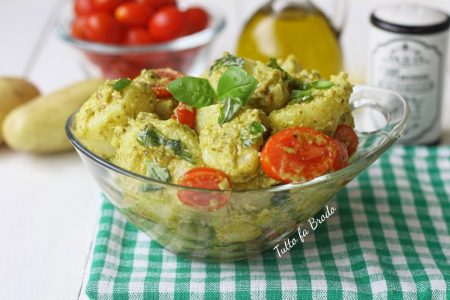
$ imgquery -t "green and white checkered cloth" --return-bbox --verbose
[86,146,450,299]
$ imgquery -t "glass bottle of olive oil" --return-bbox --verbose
[236,0,345,78]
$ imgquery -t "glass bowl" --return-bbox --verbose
[56,3,226,78]
[66,86,409,262]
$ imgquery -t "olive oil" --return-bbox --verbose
[236,5,343,78]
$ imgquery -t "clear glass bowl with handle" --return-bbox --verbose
[56,2,226,78]
[66,86,409,262]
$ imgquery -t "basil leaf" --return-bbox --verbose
[141,162,170,192]
[217,66,258,105]
[165,139,194,164]
[218,97,243,125]
[250,121,266,135]
[113,78,132,91]
[267,57,292,82]
[167,77,217,108]
[210,53,245,74]
[241,121,266,147]
[146,162,171,182]
[137,128,194,163]
[309,80,334,89]
[136,129,162,147]
[291,90,313,103]
[267,58,283,70]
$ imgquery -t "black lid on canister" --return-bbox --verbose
[371,4,450,34]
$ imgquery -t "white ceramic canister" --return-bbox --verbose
[368,4,450,144]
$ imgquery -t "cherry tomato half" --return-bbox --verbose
[74,0,96,16]
[150,68,184,98]
[85,12,124,44]
[185,7,209,34]
[124,27,154,45]
[260,127,349,183]
[115,2,154,26]
[177,167,232,211]
[172,103,196,129]
[333,125,359,157]
[148,6,187,41]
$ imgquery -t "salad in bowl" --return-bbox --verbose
[67,53,409,261]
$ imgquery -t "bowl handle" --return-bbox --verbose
[350,85,410,140]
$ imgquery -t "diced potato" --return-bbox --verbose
[134,68,174,87]
[281,55,321,81]
[74,79,155,158]
[233,168,281,190]
[154,98,177,120]
[216,222,262,243]
[338,111,355,128]
[112,112,202,182]
[269,72,353,135]
[196,105,267,183]
[134,69,179,120]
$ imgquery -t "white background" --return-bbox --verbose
[1,0,449,299]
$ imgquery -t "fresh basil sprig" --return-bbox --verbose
[167,77,216,108]
[137,128,194,163]
[113,78,131,91]
[167,65,259,125]
[290,80,334,103]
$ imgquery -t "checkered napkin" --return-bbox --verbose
[86,146,450,299]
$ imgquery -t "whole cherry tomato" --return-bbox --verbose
[115,2,155,26]
[185,7,209,34]
[148,6,187,41]
[177,167,232,211]
[172,103,196,129]
[260,127,348,183]
[74,0,96,16]
[137,0,176,10]
[85,12,124,44]
[124,27,154,45]
[71,16,88,39]
[93,0,125,12]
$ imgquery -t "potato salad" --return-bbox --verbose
[74,53,357,211]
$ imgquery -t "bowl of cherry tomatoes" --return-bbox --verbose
[57,0,226,78]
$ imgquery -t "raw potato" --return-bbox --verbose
[2,79,104,153]
[0,77,40,144]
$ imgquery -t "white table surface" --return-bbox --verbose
[1,0,449,299]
